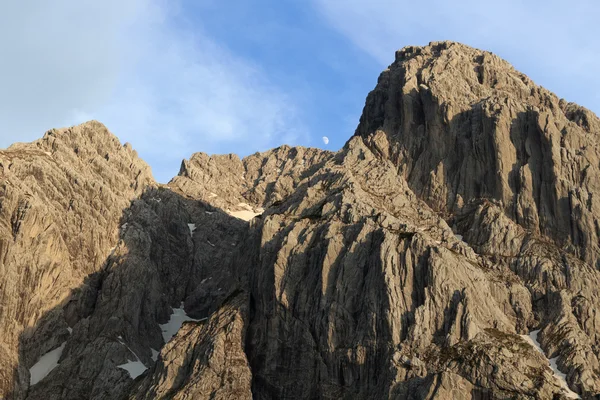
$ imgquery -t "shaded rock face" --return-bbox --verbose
[0,41,599,400]
[353,41,600,397]
[0,121,153,398]
[244,137,587,399]
[355,41,600,269]
[129,292,252,400]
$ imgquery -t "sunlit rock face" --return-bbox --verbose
[1,42,600,399]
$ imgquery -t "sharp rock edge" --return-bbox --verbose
[0,42,599,399]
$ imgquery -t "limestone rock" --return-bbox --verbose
[129,292,252,400]
[0,42,599,400]
[355,41,600,270]
[170,145,332,217]
[0,121,153,398]
[355,41,600,397]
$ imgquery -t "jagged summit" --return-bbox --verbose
[355,40,600,268]
[0,42,599,399]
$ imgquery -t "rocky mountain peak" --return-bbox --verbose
[356,41,600,269]
[0,43,599,399]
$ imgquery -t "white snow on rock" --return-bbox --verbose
[228,209,259,221]
[159,303,205,343]
[117,360,147,379]
[29,342,66,386]
[67,327,72,334]
[187,223,196,235]
[151,348,159,362]
[227,203,264,221]
[454,234,463,241]
[520,330,580,399]
[208,192,217,198]
[116,336,148,379]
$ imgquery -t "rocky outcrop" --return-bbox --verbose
[0,121,153,398]
[23,184,251,399]
[243,136,574,399]
[1,41,599,400]
[170,145,332,215]
[356,41,600,269]
[354,40,600,397]
[129,291,252,400]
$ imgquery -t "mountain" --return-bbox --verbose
[1,41,599,399]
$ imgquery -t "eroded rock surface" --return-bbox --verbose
[0,122,153,398]
[355,40,600,397]
[0,42,599,400]
[356,41,600,269]
[170,145,332,217]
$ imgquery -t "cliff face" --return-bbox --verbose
[353,41,600,396]
[1,42,599,400]
[0,122,153,397]
[355,41,600,269]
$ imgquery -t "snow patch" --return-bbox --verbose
[549,357,579,399]
[188,223,196,235]
[208,192,217,198]
[29,342,66,386]
[228,210,260,221]
[116,336,148,379]
[227,203,264,221]
[205,211,214,215]
[159,303,204,343]
[454,234,463,241]
[117,360,147,379]
[151,348,159,362]
[67,327,72,334]
[520,330,580,399]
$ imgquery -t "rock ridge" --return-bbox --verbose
[0,42,599,399]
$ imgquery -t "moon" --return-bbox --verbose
[322,136,329,145]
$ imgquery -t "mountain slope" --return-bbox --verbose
[355,41,600,396]
[0,42,599,399]
[0,122,153,397]
[356,41,600,268]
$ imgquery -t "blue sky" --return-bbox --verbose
[1,0,599,182]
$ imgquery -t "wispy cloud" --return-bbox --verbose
[1,0,307,182]
[0,0,147,142]
[312,0,600,114]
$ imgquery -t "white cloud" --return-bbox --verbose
[0,0,151,143]
[0,0,307,182]
[313,0,600,114]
